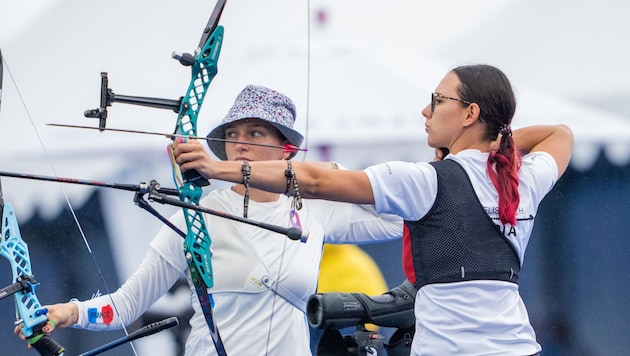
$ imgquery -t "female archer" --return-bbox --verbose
[172,65,574,355]
[16,85,402,355]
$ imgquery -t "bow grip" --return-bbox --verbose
[182,170,210,187]
[28,321,65,356]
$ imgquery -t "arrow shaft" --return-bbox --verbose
[47,123,306,152]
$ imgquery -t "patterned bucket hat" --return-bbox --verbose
[206,85,304,160]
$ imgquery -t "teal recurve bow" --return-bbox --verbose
[83,1,228,354]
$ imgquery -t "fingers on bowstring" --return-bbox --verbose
[434,147,449,161]
[434,148,443,162]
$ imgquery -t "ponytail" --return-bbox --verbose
[452,64,520,225]
[486,125,521,225]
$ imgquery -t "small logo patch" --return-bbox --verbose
[87,305,114,325]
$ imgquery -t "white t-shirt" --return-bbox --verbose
[73,188,401,355]
[364,149,558,356]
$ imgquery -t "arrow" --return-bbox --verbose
[47,123,308,153]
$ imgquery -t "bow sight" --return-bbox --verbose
[84,0,226,134]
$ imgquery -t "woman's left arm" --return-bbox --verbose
[173,140,376,204]
[513,125,574,177]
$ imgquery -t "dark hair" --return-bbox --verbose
[452,64,521,225]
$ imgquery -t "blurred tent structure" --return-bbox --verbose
[1,0,628,355]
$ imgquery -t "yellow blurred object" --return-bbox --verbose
[317,244,388,331]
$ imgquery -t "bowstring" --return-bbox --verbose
[300,0,312,162]
[263,0,312,354]
[3,56,139,356]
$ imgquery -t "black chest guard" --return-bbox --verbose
[405,159,520,290]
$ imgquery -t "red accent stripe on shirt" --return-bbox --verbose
[402,224,416,285]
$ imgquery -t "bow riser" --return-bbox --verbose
[0,203,65,355]
[178,26,223,290]
[0,203,47,336]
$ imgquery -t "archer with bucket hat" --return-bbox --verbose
[23,85,402,355]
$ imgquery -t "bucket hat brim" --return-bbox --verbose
[206,85,304,160]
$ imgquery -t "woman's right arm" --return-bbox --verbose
[15,245,184,340]
[75,247,185,330]
[35,231,186,335]
[513,125,574,177]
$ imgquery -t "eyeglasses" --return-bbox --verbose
[431,92,472,112]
